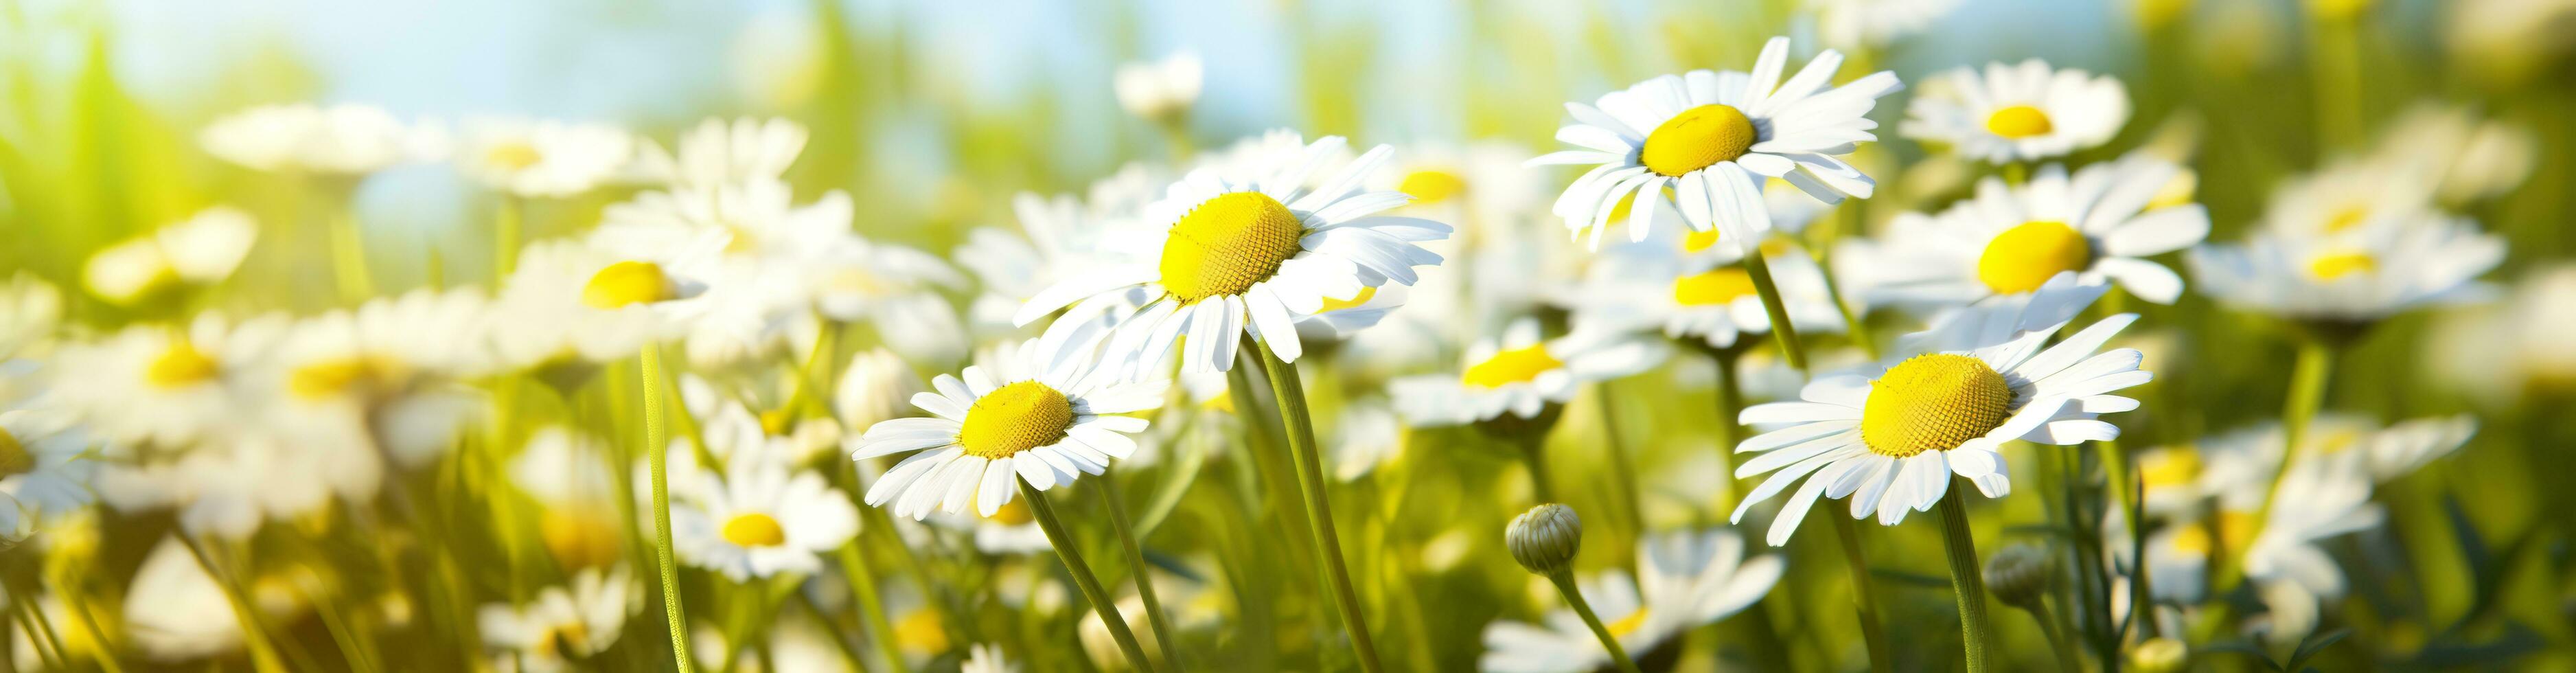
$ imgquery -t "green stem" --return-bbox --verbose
[1829,515,1894,673]
[1545,571,1645,673]
[2027,598,2082,673]
[1252,347,1385,672]
[494,195,522,285]
[1812,205,1881,361]
[179,536,290,673]
[327,201,375,303]
[1596,382,1644,541]
[1097,475,1185,670]
[1741,252,1808,374]
[2239,339,2337,588]
[2102,438,2159,639]
[1711,348,1746,513]
[836,543,910,673]
[1938,484,1996,673]
[642,346,698,672]
[2001,162,2029,186]
[8,596,60,671]
[1019,481,1155,673]
[1517,434,1557,505]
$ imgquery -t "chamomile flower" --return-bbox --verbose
[1853,156,2209,306]
[1389,318,1662,425]
[671,461,860,580]
[487,232,722,373]
[271,288,494,466]
[97,433,378,540]
[477,565,642,672]
[963,643,1014,673]
[51,312,285,448]
[1809,0,1963,49]
[0,408,93,536]
[2185,216,2503,323]
[1530,36,1902,252]
[1480,529,1784,672]
[961,173,1160,330]
[969,499,1050,554]
[2255,159,2438,239]
[1114,51,1204,123]
[1568,233,1845,350]
[2428,264,2576,403]
[454,117,636,198]
[851,339,1168,519]
[199,103,439,174]
[636,117,808,190]
[81,206,259,306]
[125,536,288,661]
[1731,275,2150,545]
[2369,103,2535,205]
[1013,134,1450,374]
[1900,60,2129,163]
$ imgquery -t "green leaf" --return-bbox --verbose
[2284,628,2350,670]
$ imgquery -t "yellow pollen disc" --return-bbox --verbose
[2137,450,2202,490]
[1985,105,2055,139]
[1607,608,1649,638]
[1318,286,1377,313]
[289,356,404,400]
[2216,511,2258,551]
[538,621,590,659]
[1399,170,1467,205]
[759,409,794,436]
[485,142,543,171]
[985,499,1036,525]
[2169,523,2212,555]
[540,509,622,569]
[1976,220,2093,295]
[1462,345,1563,389]
[720,512,787,547]
[0,429,31,479]
[895,610,950,654]
[1157,192,1306,303]
[1672,268,1758,306]
[1640,104,1758,176]
[582,261,680,309]
[1860,354,2015,458]
[146,341,221,389]
[1683,229,1723,253]
[2306,249,2376,281]
[957,381,1074,458]
[2323,206,2369,233]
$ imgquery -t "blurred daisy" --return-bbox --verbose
[1114,51,1203,123]
[836,347,928,432]
[851,339,1168,519]
[0,408,94,536]
[271,288,494,466]
[636,117,807,190]
[82,206,259,306]
[455,117,636,198]
[1389,318,1662,425]
[1013,134,1449,373]
[509,426,619,505]
[1569,234,1845,350]
[963,643,1014,673]
[1852,156,2209,306]
[478,565,641,672]
[1900,59,2128,163]
[199,103,439,175]
[1810,0,1963,49]
[2369,103,2535,205]
[2255,159,2437,239]
[1370,141,1548,236]
[125,536,286,661]
[100,427,382,540]
[1530,36,1902,252]
[2186,216,2503,323]
[1333,402,1405,481]
[51,312,285,448]
[671,461,860,580]
[1480,528,1784,672]
[970,499,1050,554]
[2428,264,2576,403]
[487,233,722,373]
[961,174,1159,330]
[0,274,59,361]
[1732,275,2149,545]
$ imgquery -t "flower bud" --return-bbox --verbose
[2129,637,2188,673]
[1982,543,2052,608]
[1506,503,1582,576]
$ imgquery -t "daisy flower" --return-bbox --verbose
[1530,36,1902,253]
[0,407,95,536]
[1809,0,1964,50]
[635,117,808,190]
[836,347,928,431]
[1731,275,2150,545]
[51,312,286,448]
[969,499,1050,554]
[476,565,642,672]
[1851,155,2210,307]
[1389,318,1663,426]
[960,170,1160,330]
[2255,159,2439,239]
[1114,51,1204,123]
[1900,59,2129,163]
[487,231,724,373]
[1568,233,1846,350]
[81,206,259,306]
[454,117,636,198]
[851,339,1168,520]
[671,460,860,580]
[2368,103,2535,205]
[98,424,383,540]
[198,103,439,175]
[963,643,1014,673]
[2185,216,2503,323]
[1480,529,1784,672]
[124,536,301,661]
[1013,133,1450,374]
[270,288,494,466]
[2428,264,2576,404]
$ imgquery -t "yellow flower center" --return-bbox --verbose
[1607,608,1650,639]
[1860,354,2015,458]
[288,356,406,401]
[1462,345,1563,389]
[1399,169,1467,205]
[0,429,32,479]
[485,141,544,172]
[1985,105,2055,139]
[582,261,679,309]
[895,609,950,655]
[720,512,787,547]
[1640,104,1758,177]
[2306,249,2376,281]
[985,499,1036,525]
[2137,450,2203,491]
[1976,220,2092,295]
[2174,512,2260,555]
[957,381,1074,458]
[1318,286,1377,313]
[1157,192,1306,303]
[540,509,622,569]
[536,621,590,660]
[146,340,222,389]
[2323,205,2369,233]
[1672,268,1758,306]
[759,409,795,436]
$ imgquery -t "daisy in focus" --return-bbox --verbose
[850,339,1169,520]
[476,565,642,672]
[670,460,860,580]
[1900,59,2129,163]
[1480,529,1784,672]
[454,117,637,198]
[1530,36,1902,252]
[1390,317,1661,426]
[1731,275,2150,545]
[2186,216,2503,325]
[1850,155,2209,307]
[1013,134,1449,373]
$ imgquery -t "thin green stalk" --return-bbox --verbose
[836,543,910,673]
[1938,484,1997,673]
[2001,162,2029,186]
[1252,347,1385,672]
[2102,438,2158,639]
[2026,597,2082,673]
[1711,348,1746,513]
[494,195,522,284]
[178,536,289,673]
[65,588,126,673]
[1830,515,1894,673]
[2240,339,2337,586]
[1596,382,1644,540]
[1517,434,1556,505]
[641,346,698,672]
[8,597,60,672]
[1019,481,1155,673]
[1740,252,1808,374]
[1813,205,1881,361]
[327,202,375,303]
[1096,475,1185,670]
[1545,571,1644,673]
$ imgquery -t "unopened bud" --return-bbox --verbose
[1506,503,1582,576]
[1982,544,2053,608]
